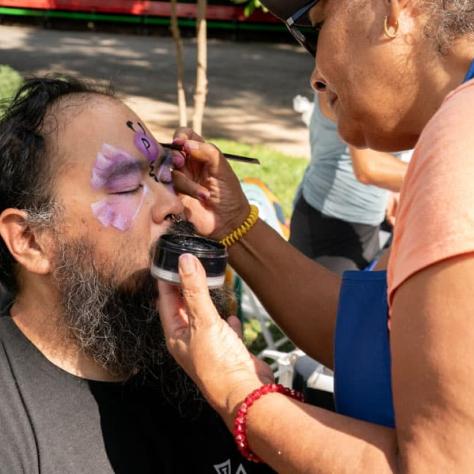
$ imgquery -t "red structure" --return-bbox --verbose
[0,0,278,23]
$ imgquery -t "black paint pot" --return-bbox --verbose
[151,234,228,288]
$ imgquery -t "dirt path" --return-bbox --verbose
[0,24,314,158]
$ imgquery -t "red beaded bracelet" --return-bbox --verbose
[232,383,305,463]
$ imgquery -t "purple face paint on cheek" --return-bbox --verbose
[91,184,149,232]
[90,144,150,232]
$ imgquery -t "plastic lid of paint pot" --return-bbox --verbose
[151,234,228,288]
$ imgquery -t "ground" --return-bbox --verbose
[0,24,314,158]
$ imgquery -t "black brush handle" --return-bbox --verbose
[160,143,260,165]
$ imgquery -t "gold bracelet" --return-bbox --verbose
[219,205,259,248]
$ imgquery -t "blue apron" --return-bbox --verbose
[334,270,394,427]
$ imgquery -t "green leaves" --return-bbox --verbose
[229,0,267,17]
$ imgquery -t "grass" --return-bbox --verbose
[0,65,22,114]
[210,138,308,220]
[243,318,296,355]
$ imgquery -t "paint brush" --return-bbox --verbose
[159,142,261,165]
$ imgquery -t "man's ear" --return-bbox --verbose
[0,209,53,276]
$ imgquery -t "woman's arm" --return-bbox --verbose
[228,388,398,473]
[158,254,398,473]
[349,146,407,192]
[160,252,474,473]
[227,219,340,368]
[173,133,341,368]
[391,253,474,471]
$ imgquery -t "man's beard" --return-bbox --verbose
[51,220,235,400]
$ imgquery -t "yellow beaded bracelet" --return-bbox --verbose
[219,204,259,248]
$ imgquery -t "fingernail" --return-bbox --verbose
[184,141,199,151]
[179,253,196,275]
[172,153,185,169]
[158,166,172,184]
[173,137,185,145]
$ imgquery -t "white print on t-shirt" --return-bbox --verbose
[214,459,248,474]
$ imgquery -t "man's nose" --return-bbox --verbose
[150,183,184,224]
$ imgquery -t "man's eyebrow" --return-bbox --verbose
[104,159,148,181]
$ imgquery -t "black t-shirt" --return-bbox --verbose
[0,314,275,473]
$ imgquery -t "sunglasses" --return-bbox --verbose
[285,0,321,57]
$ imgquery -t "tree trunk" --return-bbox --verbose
[192,0,208,135]
[170,0,188,127]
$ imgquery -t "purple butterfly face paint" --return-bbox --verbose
[127,120,177,185]
[91,144,149,232]
[126,121,160,163]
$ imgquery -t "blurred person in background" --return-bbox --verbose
[290,94,409,273]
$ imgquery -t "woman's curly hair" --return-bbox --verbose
[423,0,474,51]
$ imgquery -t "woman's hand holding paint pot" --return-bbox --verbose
[170,128,251,240]
[158,253,274,425]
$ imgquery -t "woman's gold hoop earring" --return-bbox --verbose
[384,16,399,39]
